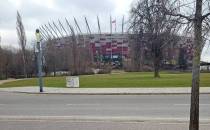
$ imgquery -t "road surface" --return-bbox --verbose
[0,92,209,130]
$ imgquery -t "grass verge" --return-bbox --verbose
[0,72,209,88]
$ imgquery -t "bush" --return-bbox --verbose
[98,68,112,74]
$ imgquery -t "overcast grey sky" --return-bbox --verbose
[0,0,210,62]
[0,0,133,47]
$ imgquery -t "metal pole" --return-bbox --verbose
[36,29,43,92]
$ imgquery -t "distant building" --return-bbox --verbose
[162,36,194,69]
[49,33,194,69]
[88,34,129,62]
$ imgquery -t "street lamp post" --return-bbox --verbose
[35,29,43,92]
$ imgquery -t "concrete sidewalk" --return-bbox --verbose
[0,87,209,95]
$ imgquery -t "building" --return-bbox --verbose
[46,33,194,70]
[88,34,129,63]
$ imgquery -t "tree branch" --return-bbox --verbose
[202,12,210,20]
[164,11,194,22]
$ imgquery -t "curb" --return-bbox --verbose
[0,90,210,95]
[10,91,210,95]
[0,87,210,95]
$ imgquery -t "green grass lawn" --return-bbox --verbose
[0,72,209,88]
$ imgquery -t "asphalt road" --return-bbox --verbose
[0,92,209,130]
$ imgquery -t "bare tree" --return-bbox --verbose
[129,30,145,71]
[130,0,180,77]
[0,47,4,79]
[16,11,27,78]
[130,0,210,129]
[160,0,210,129]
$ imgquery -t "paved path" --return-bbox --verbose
[0,79,17,85]
[0,86,210,95]
[0,78,32,85]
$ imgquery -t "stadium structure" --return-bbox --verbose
[38,17,194,70]
[39,17,130,64]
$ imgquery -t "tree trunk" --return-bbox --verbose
[53,63,56,77]
[189,0,203,130]
[22,54,27,78]
[153,42,161,78]
[139,47,144,71]
[5,64,8,79]
[72,42,78,76]
[154,56,160,78]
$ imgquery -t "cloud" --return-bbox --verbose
[0,0,132,47]
[0,0,209,61]
[55,0,115,13]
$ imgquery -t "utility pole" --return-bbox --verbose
[35,29,43,92]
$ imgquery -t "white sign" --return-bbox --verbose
[66,76,79,88]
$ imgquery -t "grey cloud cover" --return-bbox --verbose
[0,0,130,46]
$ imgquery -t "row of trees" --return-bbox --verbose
[44,38,93,76]
[0,47,35,79]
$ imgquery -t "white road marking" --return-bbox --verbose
[66,104,101,106]
[159,122,210,126]
[174,104,210,106]
[200,124,210,126]
[159,122,186,125]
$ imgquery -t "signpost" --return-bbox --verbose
[35,29,43,92]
